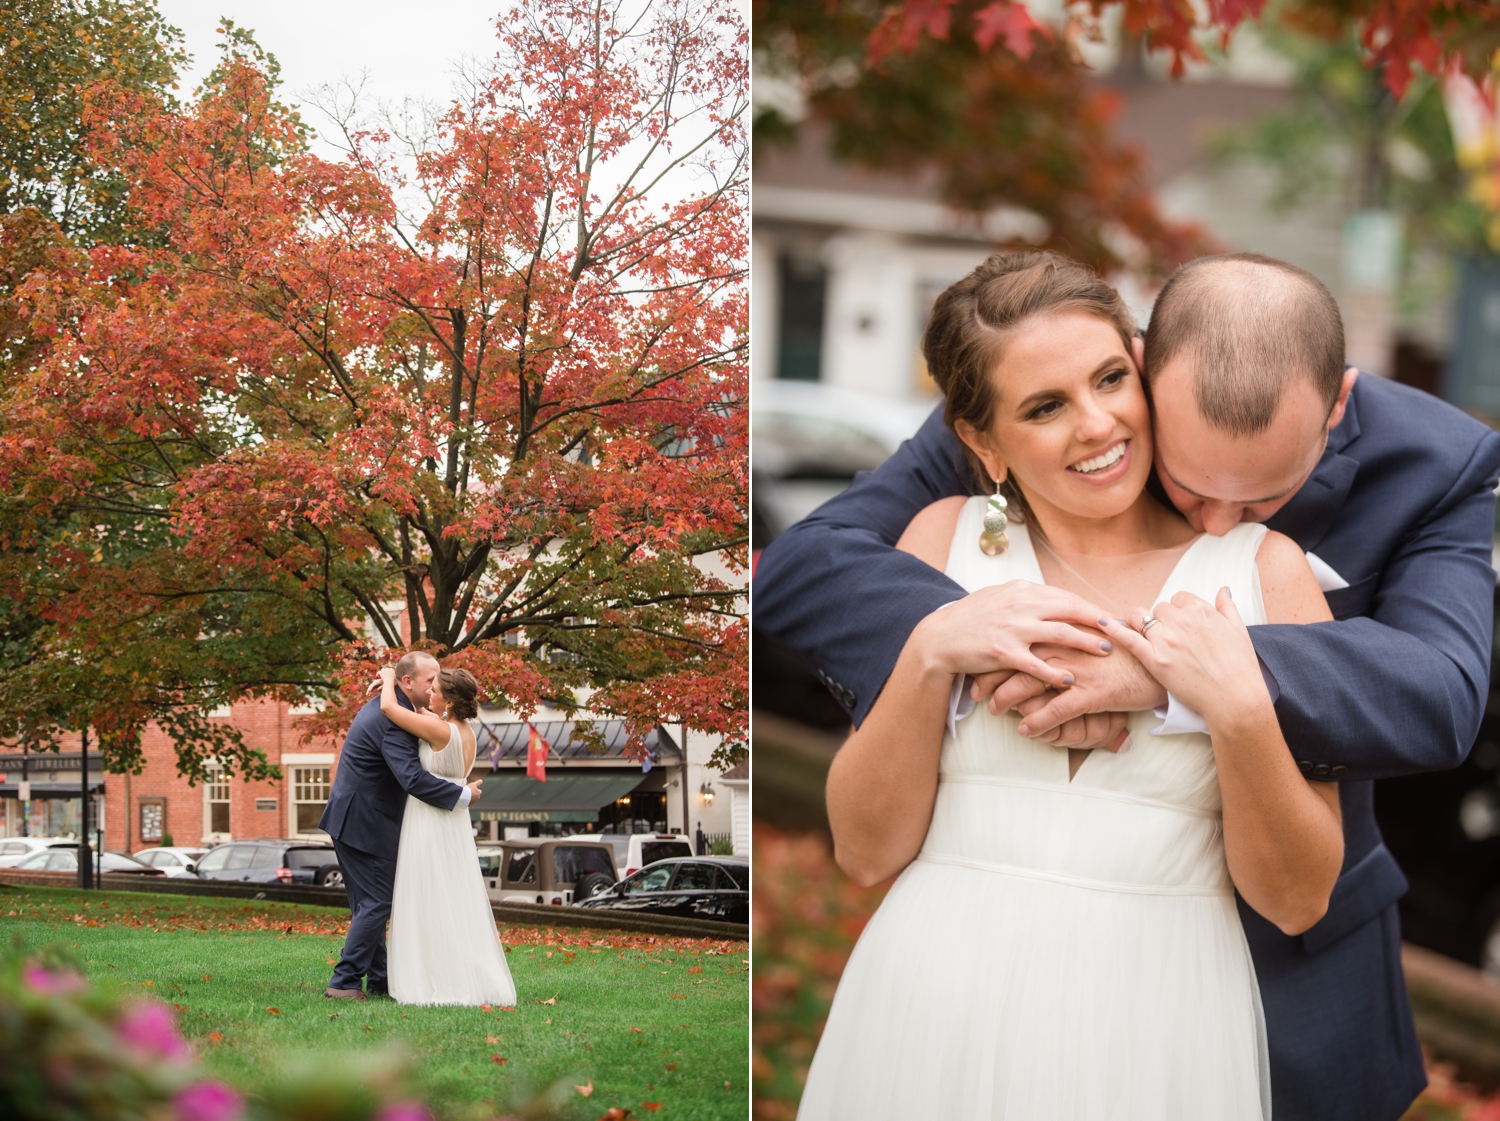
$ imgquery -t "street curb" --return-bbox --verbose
[0,869,747,941]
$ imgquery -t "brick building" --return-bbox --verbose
[0,699,742,854]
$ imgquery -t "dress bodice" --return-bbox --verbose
[419,721,471,781]
[921,498,1269,896]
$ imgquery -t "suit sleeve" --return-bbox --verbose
[1250,430,1500,781]
[379,720,464,811]
[753,405,974,725]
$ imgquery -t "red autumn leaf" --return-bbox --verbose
[265,1007,280,1015]
[479,1004,493,1013]
[630,1027,643,1033]
[664,1063,677,1071]
[687,968,702,974]
[669,994,685,999]
[972,1,1048,59]
[207,1032,222,1045]
[642,1105,661,1113]
[492,1053,508,1065]
[598,1110,633,1121]
[487,1035,499,1044]
[575,1078,594,1096]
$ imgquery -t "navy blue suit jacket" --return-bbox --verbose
[754,373,1500,1121]
[319,692,464,860]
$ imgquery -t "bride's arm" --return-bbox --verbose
[1100,531,1342,935]
[373,667,453,752]
[826,498,1109,886]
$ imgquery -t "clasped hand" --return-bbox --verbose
[962,587,1263,748]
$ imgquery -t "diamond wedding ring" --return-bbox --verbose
[1140,614,1161,634]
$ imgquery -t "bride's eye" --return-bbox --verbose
[1025,399,1063,421]
[1097,368,1128,390]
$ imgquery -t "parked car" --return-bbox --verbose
[476,839,618,906]
[131,847,208,878]
[578,856,748,923]
[623,833,692,877]
[0,837,73,867]
[14,846,165,876]
[192,840,340,886]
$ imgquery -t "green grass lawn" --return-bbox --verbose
[2,884,747,1120]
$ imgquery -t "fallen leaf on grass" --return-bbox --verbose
[630,1027,643,1033]
[202,974,210,981]
[537,995,557,1006]
[598,1110,632,1120]
[479,1003,492,1012]
[487,1035,499,1044]
[575,1079,593,1097]
[207,1033,222,1044]
[664,1064,676,1071]
[173,1003,187,1011]
[328,1014,339,1019]
[327,957,335,965]
[668,994,684,999]
[363,1025,373,1031]
[266,1008,280,1015]
[724,1081,732,1090]
[492,1054,508,1065]
[642,1104,661,1113]
[687,968,702,974]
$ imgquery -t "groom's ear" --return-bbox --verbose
[1324,366,1358,432]
[1132,336,1145,377]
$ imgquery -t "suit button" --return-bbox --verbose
[1313,763,1332,777]
[1297,760,1313,773]
[1329,765,1347,776]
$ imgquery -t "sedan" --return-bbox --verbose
[131,847,208,878]
[578,857,747,923]
[0,837,72,868]
[14,847,165,876]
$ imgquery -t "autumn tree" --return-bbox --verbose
[755,0,1500,275]
[0,0,748,776]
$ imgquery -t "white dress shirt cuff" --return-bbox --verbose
[455,784,472,808]
[1149,660,1280,736]
[948,674,977,738]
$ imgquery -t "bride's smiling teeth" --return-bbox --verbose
[1070,441,1127,475]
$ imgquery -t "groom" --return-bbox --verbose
[320,650,482,1000]
[755,252,1500,1121]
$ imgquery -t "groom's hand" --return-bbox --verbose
[1002,640,1168,739]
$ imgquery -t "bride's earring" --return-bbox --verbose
[979,481,1009,557]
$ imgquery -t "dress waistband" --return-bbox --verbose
[938,772,1221,821]
[914,852,1235,897]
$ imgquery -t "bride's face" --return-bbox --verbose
[428,678,447,714]
[956,312,1151,525]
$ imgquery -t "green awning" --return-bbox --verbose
[470,772,646,823]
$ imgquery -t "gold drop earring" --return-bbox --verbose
[979,480,1009,556]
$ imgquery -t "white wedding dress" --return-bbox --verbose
[388,721,517,1007]
[798,499,1272,1121]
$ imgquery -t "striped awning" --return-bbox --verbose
[469,771,646,823]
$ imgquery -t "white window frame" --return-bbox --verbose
[291,765,332,838]
[203,764,231,843]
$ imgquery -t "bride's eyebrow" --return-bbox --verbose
[1012,354,1130,414]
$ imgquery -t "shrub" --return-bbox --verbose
[159,833,174,848]
[709,838,735,857]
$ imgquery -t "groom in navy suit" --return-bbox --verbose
[755,253,1500,1121]
[319,651,482,1000]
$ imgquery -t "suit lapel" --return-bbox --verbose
[1266,376,1363,553]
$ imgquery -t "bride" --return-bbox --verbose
[373,663,517,1007]
[796,251,1342,1120]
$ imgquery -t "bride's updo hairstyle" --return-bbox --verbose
[922,250,1140,523]
[439,667,480,721]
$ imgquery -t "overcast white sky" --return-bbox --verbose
[154,1,506,158]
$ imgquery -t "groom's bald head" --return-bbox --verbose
[1145,253,1345,435]
[1144,253,1357,536]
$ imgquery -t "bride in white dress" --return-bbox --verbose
[373,664,517,1007]
[797,252,1343,1120]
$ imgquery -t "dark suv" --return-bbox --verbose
[193,840,341,887]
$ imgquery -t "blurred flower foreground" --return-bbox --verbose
[0,939,566,1121]
[751,823,1500,1121]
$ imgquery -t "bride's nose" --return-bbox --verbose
[1074,399,1116,444]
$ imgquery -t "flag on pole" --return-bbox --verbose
[485,724,502,770]
[526,724,550,783]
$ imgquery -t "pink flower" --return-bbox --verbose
[376,1105,434,1121]
[117,1002,190,1061]
[22,963,86,994]
[173,1081,244,1121]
